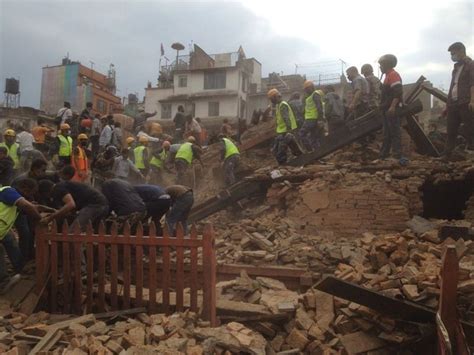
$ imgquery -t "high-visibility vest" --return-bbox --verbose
[275,101,297,134]
[0,186,19,240]
[150,149,168,168]
[58,135,73,157]
[134,146,146,169]
[175,142,193,165]
[304,90,321,120]
[223,138,239,159]
[71,146,88,181]
[0,143,19,169]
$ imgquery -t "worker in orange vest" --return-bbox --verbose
[71,133,89,182]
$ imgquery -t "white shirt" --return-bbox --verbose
[187,119,202,133]
[137,131,160,143]
[57,107,73,124]
[451,64,464,101]
[16,131,35,152]
[99,125,113,147]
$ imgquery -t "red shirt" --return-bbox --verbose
[383,69,402,87]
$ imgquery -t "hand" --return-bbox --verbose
[40,216,52,224]
[387,106,396,117]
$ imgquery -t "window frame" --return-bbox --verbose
[204,71,226,90]
[161,103,172,119]
[208,101,220,117]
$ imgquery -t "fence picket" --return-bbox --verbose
[202,224,217,325]
[123,222,131,309]
[61,221,70,314]
[98,221,106,312]
[86,223,94,313]
[135,223,144,308]
[176,223,185,312]
[71,221,82,314]
[148,222,157,313]
[162,225,171,314]
[110,222,119,311]
[190,225,198,313]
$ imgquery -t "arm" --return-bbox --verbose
[129,160,142,176]
[219,141,226,161]
[350,90,361,109]
[41,193,76,223]
[313,94,323,116]
[16,198,41,220]
[279,104,292,131]
[138,131,160,142]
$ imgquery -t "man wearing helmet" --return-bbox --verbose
[301,81,324,152]
[444,42,474,157]
[71,134,90,182]
[133,136,150,177]
[378,54,404,160]
[361,64,381,110]
[149,140,171,185]
[56,123,73,168]
[174,136,203,186]
[0,129,20,178]
[267,88,301,164]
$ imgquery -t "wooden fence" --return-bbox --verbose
[35,221,216,325]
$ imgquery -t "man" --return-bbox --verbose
[185,115,202,145]
[165,185,194,236]
[173,105,186,142]
[0,147,14,186]
[113,148,144,180]
[56,102,73,129]
[323,85,345,135]
[346,66,370,118]
[80,102,93,122]
[56,123,73,168]
[91,146,118,188]
[149,141,171,185]
[288,92,304,128]
[174,136,203,185]
[101,178,146,227]
[378,54,404,161]
[111,121,123,150]
[444,42,474,158]
[133,136,150,176]
[133,184,171,234]
[71,134,89,182]
[268,88,301,164]
[39,166,109,231]
[0,179,41,289]
[133,108,157,132]
[90,114,102,157]
[16,125,43,173]
[31,118,54,156]
[218,135,240,186]
[220,118,234,138]
[361,64,381,110]
[301,81,324,151]
[99,115,114,151]
[0,129,20,177]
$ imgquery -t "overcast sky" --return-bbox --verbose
[1,0,473,108]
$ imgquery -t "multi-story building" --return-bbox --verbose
[40,58,122,116]
[144,44,262,129]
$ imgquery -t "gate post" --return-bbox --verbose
[202,224,216,326]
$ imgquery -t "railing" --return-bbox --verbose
[35,221,216,325]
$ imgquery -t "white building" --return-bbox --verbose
[144,44,262,130]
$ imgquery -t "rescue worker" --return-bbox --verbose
[378,54,405,162]
[267,88,302,165]
[149,141,171,185]
[218,135,240,186]
[133,184,171,234]
[346,66,370,118]
[165,185,194,236]
[0,179,41,289]
[301,81,324,151]
[71,133,89,182]
[57,123,73,168]
[361,64,381,109]
[174,136,203,186]
[0,129,20,178]
[133,136,149,176]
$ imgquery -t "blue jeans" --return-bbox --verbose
[166,191,194,236]
[299,120,321,151]
[0,232,24,280]
[380,113,401,158]
[224,155,240,186]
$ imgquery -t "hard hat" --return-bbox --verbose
[60,123,71,130]
[126,137,135,144]
[315,89,325,98]
[162,140,171,149]
[361,64,374,75]
[267,88,280,99]
[378,54,398,68]
[303,80,314,89]
[78,133,88,140]
[138,136,148,144]
[3,129,16,137]
[187,136,196,143]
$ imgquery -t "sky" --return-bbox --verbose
[0,0,473,108]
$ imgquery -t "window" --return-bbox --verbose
[161,103,172,119]
[178,75,188,88]
[204,71,226,90]
[241,75,248,92]
[97,99,107,114]
[208,102,220,117]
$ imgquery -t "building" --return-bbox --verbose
[144,44,262,129]
[40,58,122,116]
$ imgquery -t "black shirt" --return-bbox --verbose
[173,112,186,130]
[101,179,146,216]
[52,181,108,210]
[133,185,167,202]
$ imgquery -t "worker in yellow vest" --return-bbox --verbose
[0,129,20,178]
[0,179,41,289]
[174,136,203,186]
[301,80,325,152]
[218,135,240,186]
[57,123,73,167]
[267,88,302,165]
[71,134,89,182]
[133,136,149,176]
[149,140,171,185]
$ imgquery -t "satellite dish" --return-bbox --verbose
[171,42,185,51]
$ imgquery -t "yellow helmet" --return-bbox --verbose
[303,80,314,89]
[187,136,196,143]
[3,129,16,137]
[126,137,135,144]
[78,133,88,140]
[60,123,71,130]
[267,88,280,99]
[138,136,148,144]
[315,89,325,98]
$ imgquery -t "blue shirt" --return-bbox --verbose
[0,187,22,206]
